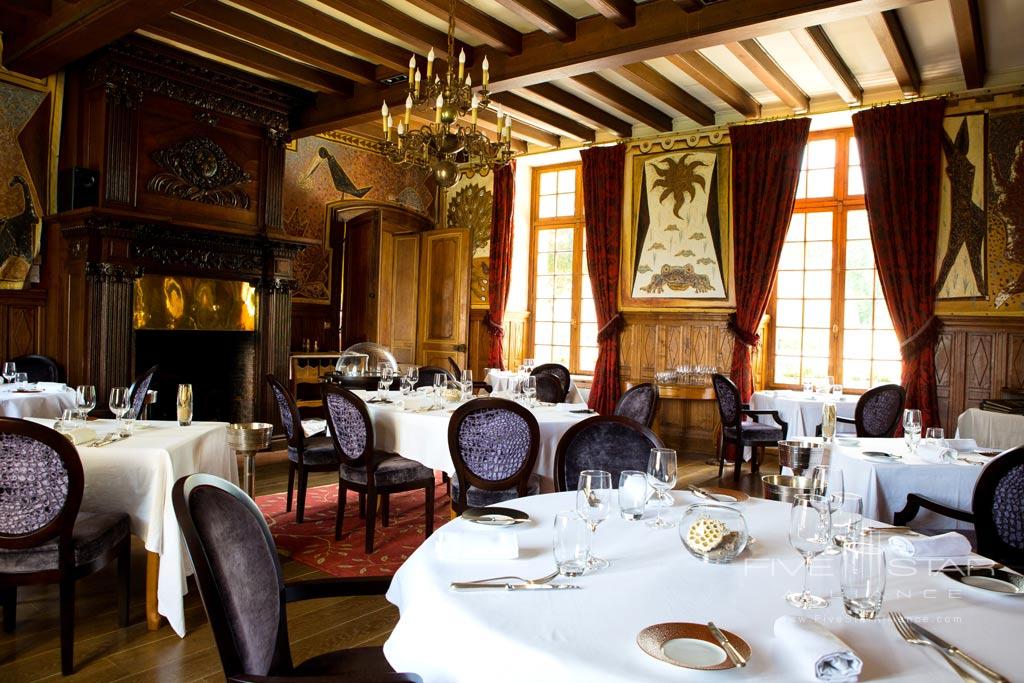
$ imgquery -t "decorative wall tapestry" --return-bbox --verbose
[446,174,493,307]
[935,113,986,299]
[989,110,1024,309]
[625,138,731,306]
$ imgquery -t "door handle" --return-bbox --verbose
[453,343,467,353]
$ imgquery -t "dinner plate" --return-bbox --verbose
[862,451,902,462]
[691,487,749,503]
[637,623,750,671]
[835,436,860,447]
[939,566,1024,596]
[461,506,529,526]
[974,448,1002,457]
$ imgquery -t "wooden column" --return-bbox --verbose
[84,262,143,408]
[255,276,295,428]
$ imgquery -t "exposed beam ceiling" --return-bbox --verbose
[726,39,809,113]
[665,52,761,118]
[404,0,522,54]
[791,26,863,105]
[1,0,190,76]
[569,73,674,132]
[615,62,716,126]
[673,0,705,11]
[584,0,636,28]
[490,92,596,141]
[475,107,561,147]
[493,0,576,41]
[525,82,634,136]
[866,10,920,97]
[178,0,376,85]
[315,0,470,59]
[144,16,353,95]
[948,0,985,89]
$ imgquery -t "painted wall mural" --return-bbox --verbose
[989,110,1024,309]
[283,133,434,303]
[935,113,986,299]
[446,173,492,307]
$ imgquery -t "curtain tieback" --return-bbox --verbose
[483,312,505,337]
[899,315,940,357]
[597,313,624,342]
[727,314,760,347]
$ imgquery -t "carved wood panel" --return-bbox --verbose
[0,298,44,361]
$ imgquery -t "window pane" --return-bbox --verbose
[554,252,572,274]
[874,330,901,360]
[534,321,552,344]
[848,138,860,166]
[806,169,834,198]
[843,330,872,359]
[777,271,803,298]
[551,346,571,367]
[553,298,572,320]
[807,139,836,169]
[844,299,872,329]
[537,230,555,251]
[872,360,902,386]
[537,252,554,275]
[775,327,802,355]
[535,299,553,322]
[788,213,806,241]
[875,299,893,329]
[555,229,573,252]
[803,299,830,327]
[802,356,829,381]
[779,242,804,270]
[846,210,869,239]
[845,269,874,299]
[804,241,832,267]
[843,359,871,389]
[554,276,571,297]
[580,322,597,344]
[556,193,575,216]
[534,344,551,362]
[557,168,576,193]
[802,328,830,355]
[804,270,831,298]
[552,322,571,344]
[795,172,807,200]
[579,346,598,372]
[538,195,557,218]
[774,355,802,385]
[539,171,557,195]
[580,297,597,323]
[805,212,833,241]
[776,300,803,327]
[536,276,553,298]
[847,166,864,196]
[846,240,874,269]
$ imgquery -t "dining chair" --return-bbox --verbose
[322,385,436,554]
[448,398,541,512]
[711,373,789,482]
[614,383,660,428]
[531,363,570,403]
[7,354,64,383]
[172,473,421,682]
[814,383,906,438]
[0,418,131,676]
[446,357,492,394]
[413,366,454,390]
[267,375,338,523]
[894,446,1024,571]
[534,373,563,404]
[127,364,158,420]
[553,415,665,492]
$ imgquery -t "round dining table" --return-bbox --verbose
[384,491,1019,682]
[751,390,858,438]
[0,381,77,418]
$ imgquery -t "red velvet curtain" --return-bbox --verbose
[729,118,811,401]
[581,144,625,414]
[853,100,944,429]
[486,160,516,370]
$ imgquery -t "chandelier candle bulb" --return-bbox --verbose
[404,95,412,126]
[427,48,434,79]
[482,55,489,87]
[381,102,389,134]
[386,114,393,141]
[471,93,478,124]
[465,74,471,87]
[458,49,465,79]
[435,94,443,124]
[408,55,415,84]
[414,69,421,96]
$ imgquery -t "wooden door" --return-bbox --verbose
[379,230,420,365]
[340,212,379,348]
[417,228,470,371]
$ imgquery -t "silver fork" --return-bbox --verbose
[890,612,978,683]
[461,569,559,586]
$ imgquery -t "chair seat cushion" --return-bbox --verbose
[294,645,397,677]
[0,512,129,574]
[288,436,337,466]
[724,421,784,443]
[341,454,434,487]
[452,472,541,507]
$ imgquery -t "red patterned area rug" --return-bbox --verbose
[256,477,450,577]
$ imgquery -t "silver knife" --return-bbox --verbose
[906,621,1007,683]
[707,622,747,668]
[689,485,724,502]
[450,582,579,591]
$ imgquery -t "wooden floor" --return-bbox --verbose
[0,450,779,682]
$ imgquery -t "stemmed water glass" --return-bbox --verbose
[76,385,97,421]
[407,366,419,387]
[522,376,537,406]
[902,409,922,453]
[646,448,678,528]
[1,362,15,384]
[109,387,130,429]
[576,470,612,570]
[786,493,832,609]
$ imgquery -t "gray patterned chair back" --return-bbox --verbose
[534,373,563,404]
[128,365,158,420]
[8,354,63,383]
[532,364,570,402]
[0,418,83,550]
[973,446,1024,570]
[554,416,665,492]
[448,398,540,498]
[173,474,291,677]
[711,373,742,429]
[266,375,303,449]
[614,383,660,427]
[854,384,906,437]
[322,385,373,467]
[414,366,454,390]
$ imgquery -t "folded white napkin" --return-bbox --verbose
[62,427,98,446]
[944,438,978,453]
[916,443,951,464]
[774,616,862,682]
[396,395,432,412]
[888,531,972,558]
[301,419,326,438]
[435,527,519,561]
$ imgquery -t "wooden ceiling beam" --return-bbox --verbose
[492,0,576,42]
[315,0,470,59]
[476,107,561,147]
[232,0,410,73]
[1,0,190,76]
[178,0,377,85]
[143,16,353,95]
[792,26,862,105]
[615,62,716,126]
[726,39,808,112]
[665,52,761,118]
[583,0,635,28]
[489,92,596,141]
[866,10,920,96]
[673,0,704,11]
[948,0,985,89]
[525,82,634,136]
[569,73,674,131]
[404,0,522,55]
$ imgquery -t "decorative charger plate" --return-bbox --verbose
[637,622,750,671]
[938,566,1024,596]
[461,506,529,526]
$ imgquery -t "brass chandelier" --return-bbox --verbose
[380,0,514,188]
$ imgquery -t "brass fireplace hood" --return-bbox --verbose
[133,274,257,331]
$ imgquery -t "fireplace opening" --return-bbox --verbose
[135,330,256,424]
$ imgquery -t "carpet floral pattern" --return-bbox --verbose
[256,477,450,578]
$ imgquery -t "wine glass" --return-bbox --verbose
[407,366,419,386]
[576,470,612,570]
[522,376,537,406]
[902,409,922,453]
[821,402,837,443]
[76,385,97,421]
[646,448,678,528]
[2,362,15,384]
[786,493,832,609]
[109,387,130,427]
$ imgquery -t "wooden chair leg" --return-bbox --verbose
[59,578,75,675]
[296,466,309,523]
[335,480,347,540]
[381,495,390,528]
[117,540,130,628]
[733,442,743,482]
[717,440,726,479]
[425,482,435,539]
[285,462,296,512]
[2,586,15,633]
[358,492,366,519]
[752,446,761,475]
[364,490,378,554]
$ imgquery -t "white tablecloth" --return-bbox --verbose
[831,438,982,531]
[0,382,77,418]
[357,391,589,491]
[385,491,1016,682]
[751,390,858,437]
[956,408,1024,451]
[485,369,585,404]
[28,418,235,637]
